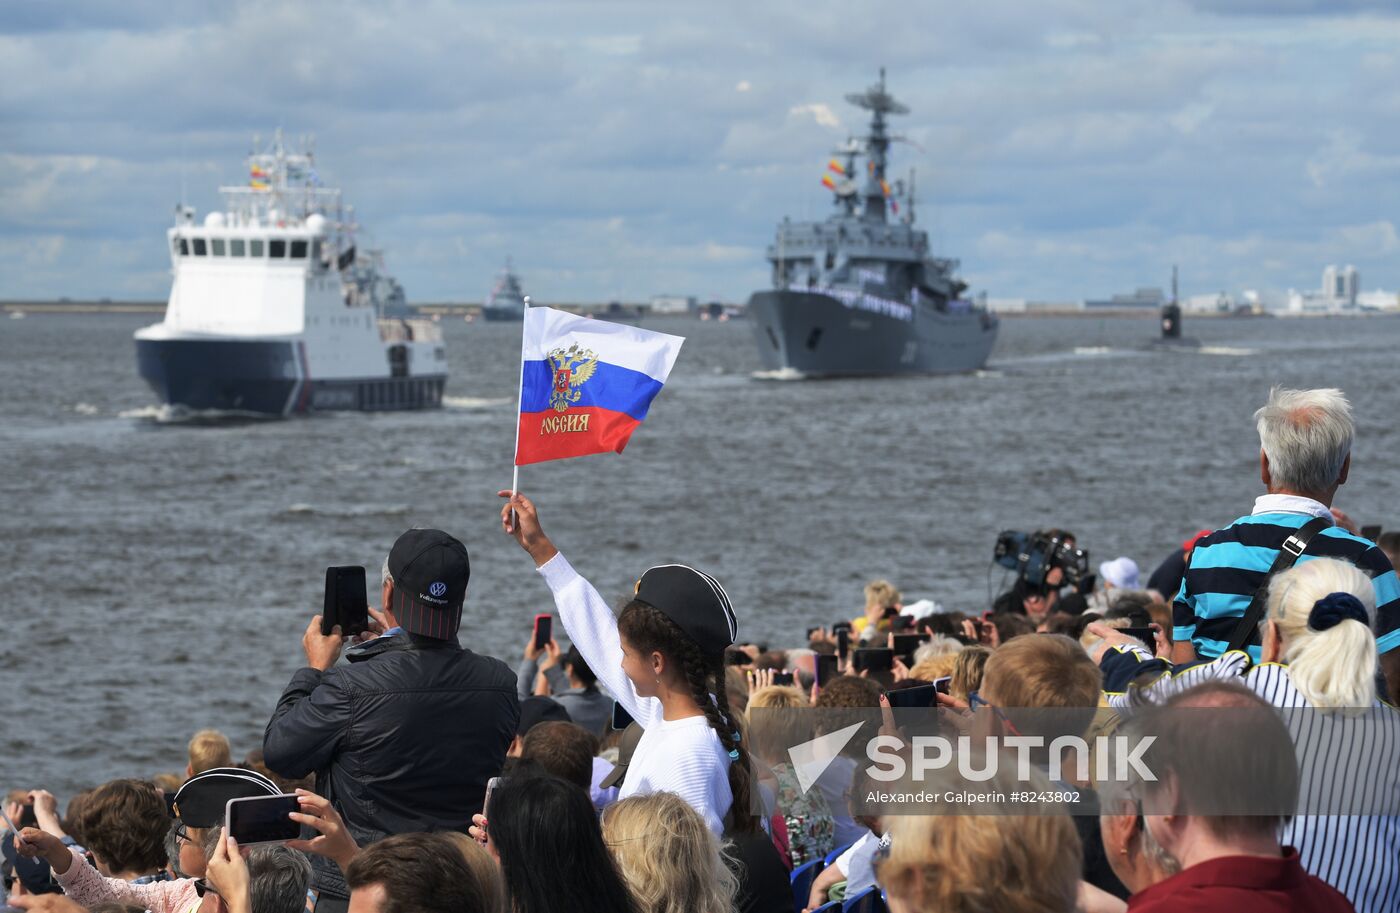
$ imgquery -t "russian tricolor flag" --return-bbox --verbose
[514,307,685,466]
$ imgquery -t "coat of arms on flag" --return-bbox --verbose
[548,344,599,413]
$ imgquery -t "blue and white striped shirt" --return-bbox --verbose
[1173,494,1400,659]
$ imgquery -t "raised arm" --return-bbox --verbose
[500,491,660,727]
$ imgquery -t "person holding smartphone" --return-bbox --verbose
[498,492,753,839]
[263,528,519,913]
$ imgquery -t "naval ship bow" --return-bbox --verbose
[747,71,998,375]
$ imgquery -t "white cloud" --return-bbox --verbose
[788,103,842,130]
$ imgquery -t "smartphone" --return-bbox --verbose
[532,614,552,651]
[1119,627,1157,652]
[886,683,937,709]
[17,804,38,830]
[836,628,850,661]
[806,626,822,641]
[891,634,925,662]
[831,621,852,634]
[771,671,795,687]
[322,566,369,637]
[933,676,952,695]
[611,700,635,731]
[484,776,503,819]
[225,794,300,846]
[1361,524,1382,541]
[852,648,894,674]
[815,653,839,687]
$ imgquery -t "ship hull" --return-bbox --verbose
[480,307,524,322]
[747,290,998,375]
[135,337,445,416]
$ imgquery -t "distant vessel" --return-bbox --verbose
[1150,266,1199,349]
[747,70,998,376]
[481,259,527,322]
[135,132,446,415]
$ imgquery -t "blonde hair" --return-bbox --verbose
[880,766,1081,913]
[1267,557,1377,707]
[909,653,959,683]
[440,832,505,913]
[745,685,810,763]
[912,636,964,666]
[864,579,900,610]
[602,793,738,913]
[949,645,992,703]
[187,730,232,775]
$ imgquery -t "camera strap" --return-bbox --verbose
[1224,516,1331,655]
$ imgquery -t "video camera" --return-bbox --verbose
[994,530,1090,590]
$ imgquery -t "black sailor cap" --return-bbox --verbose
[634,564,738,655]
[171,767,281,828]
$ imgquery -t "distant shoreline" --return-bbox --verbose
[2,300,1391,319]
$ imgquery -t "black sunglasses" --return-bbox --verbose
[194,878,221,899]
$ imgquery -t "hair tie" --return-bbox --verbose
[1308,592,1369,632]
[728,748,740,760]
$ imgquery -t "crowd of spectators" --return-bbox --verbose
[5,386,1398,913]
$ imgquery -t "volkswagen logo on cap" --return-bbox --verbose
[429,581,447,598]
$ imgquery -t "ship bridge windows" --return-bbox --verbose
[250,239,264,257]
[230,239,246,257]
[192,238,207,256]
[290,239,308,259]
[173,237,189,257]
[211,238,226,256]
[269,239,287,258]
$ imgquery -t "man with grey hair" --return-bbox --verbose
[1170,387,1400,701]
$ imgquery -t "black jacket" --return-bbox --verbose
[264,633,518,897]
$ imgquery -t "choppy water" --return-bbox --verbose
[3,310,1398,798]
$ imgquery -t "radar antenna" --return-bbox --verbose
[845,68,909,224]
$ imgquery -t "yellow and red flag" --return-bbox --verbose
[820,174,837,190]
[827,159,844,176]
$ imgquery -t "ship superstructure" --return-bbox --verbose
[481,259,527,322]
[747,71,998,375]
[135,132,446,415]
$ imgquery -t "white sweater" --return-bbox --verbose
[539,552,734,836]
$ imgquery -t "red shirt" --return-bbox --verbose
[1128,848,1354,913]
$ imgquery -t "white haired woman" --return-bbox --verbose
[1092,556,1400,913]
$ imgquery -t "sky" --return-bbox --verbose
[3,0,1400,304]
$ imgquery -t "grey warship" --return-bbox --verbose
[748,71,998,375]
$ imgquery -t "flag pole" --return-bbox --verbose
[508,296,530,530]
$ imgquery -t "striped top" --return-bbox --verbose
[1173,495,1400,660]
[1101,647,1400,913]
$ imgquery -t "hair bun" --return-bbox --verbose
[1308,592,1369,632]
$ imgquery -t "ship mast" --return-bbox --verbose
[845,67,909,224]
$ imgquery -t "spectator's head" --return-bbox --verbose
[1255,386,1353,502]
[1104,590,1157,628]
[520,721,598,791]
[346,831,501,913]
[880,766,1081,913]
[1102,681,1298,894]
[864,580,901,613]
[978,634,1101,755]
[508,696,571,758]
[76,779,170,878]
[1099,557,1141,591]
[440,832,506,913]
[989,612,1037,644]
[488,774,638,913]
[561,645,598,692]
[186,729,232,777]
[1377,531,1400,572]
[602,792,738,913]
[909,653,958,684]
[755,649,787,671]
[617,564,754,830]
[1264,556,1378,707]
[948,644,992,704]
[813,676,882,756]
[380,528,470,640]
[785,647,817,690]
[246,844,313,913]
[745,685,810,765]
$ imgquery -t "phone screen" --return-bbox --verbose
[771,671,795,687]
[611,700,635,731]
[836,628,850,660]
[852,648,894,673]
[323,566,369,637]
[225,795,300,845]
[933,676,952,695]
[891,634,924,662]
[815,653,839,686]
[533,614,553,651]
[886,683,937,709]
[17,804,38,830]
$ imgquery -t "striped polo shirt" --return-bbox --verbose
[1173,494,1400,660]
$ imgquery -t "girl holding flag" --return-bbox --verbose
[491,490,757,838]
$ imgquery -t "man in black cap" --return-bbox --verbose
[263,529,519,913]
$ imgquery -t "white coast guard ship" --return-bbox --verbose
[135,133,446,416]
